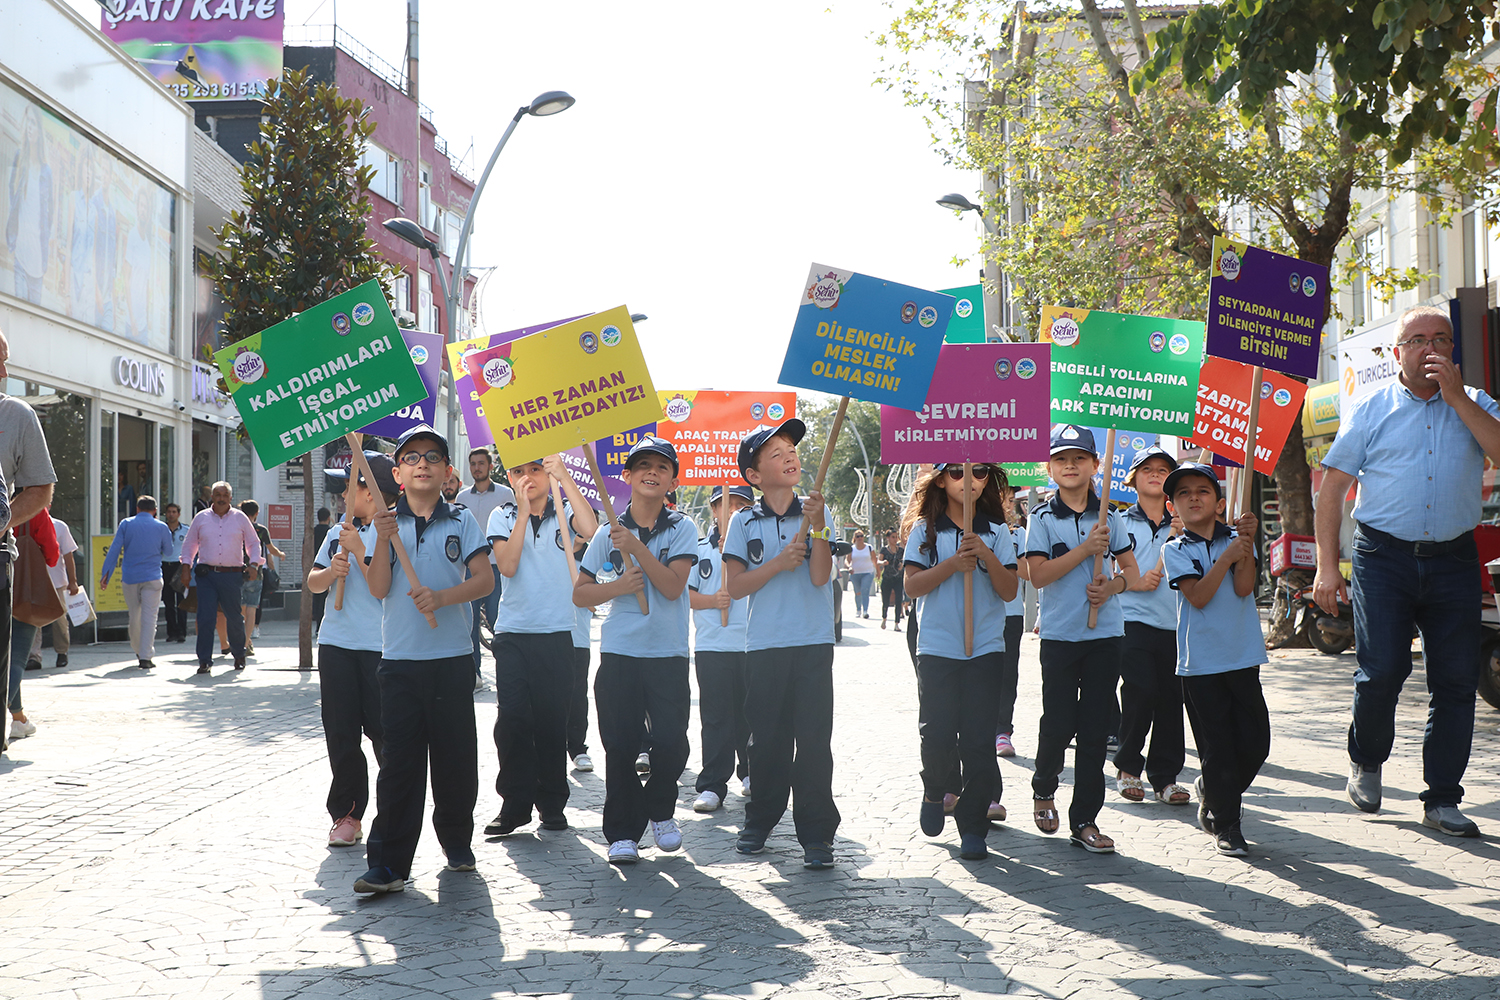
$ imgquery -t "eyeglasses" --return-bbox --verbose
[945,466,992,480]
[398,449,446,466]
[1398,334,1453,350]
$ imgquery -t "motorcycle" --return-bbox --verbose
[1285,582,1355,655]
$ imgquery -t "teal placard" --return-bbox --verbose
[1040,305,1204,437]
[214,280,427,468]
[941,284,985,343]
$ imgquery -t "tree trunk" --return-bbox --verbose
[299,448,315,668]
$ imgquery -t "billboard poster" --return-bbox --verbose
[102,0,285,102]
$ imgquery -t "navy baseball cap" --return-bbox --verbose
[737,418,807,481]
[394,424,450,462]
[1050,425,1098,457]
[625,434,679,472]
[710,484,755,504]
[324,451,400,497]
[1124,445,1178,486]
[1164,462,1223,500]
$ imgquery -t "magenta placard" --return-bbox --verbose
[879,343,1051,464]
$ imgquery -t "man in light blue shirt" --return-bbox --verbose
[101,496,173,669]
[1315,305,1500,837]
[161,502,191,643]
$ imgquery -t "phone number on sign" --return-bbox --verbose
[166,81,270,100]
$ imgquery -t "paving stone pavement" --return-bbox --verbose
[2,614,1499,999]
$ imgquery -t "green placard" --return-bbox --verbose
[941,284,985,343]
[1000,461,1049,488]
[1039,305,1203,437]
[213,280,426,468]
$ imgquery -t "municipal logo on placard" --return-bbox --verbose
[750,402,764,420]
[600,325,622,347]
[900,301,917,324]
[1302,275,1317,297]
[579,331,599,354]
[664,396,693,423]
[1132,437,1146,450]
[995,358,1012,380]
[768,403,785,420]
[410,345,429,365]
[352,302,375,326]
[808,272,842,310]
[482,357,513,389]
[1016,358,1037,380]
[1049,316,1081,347]
[332,312,352,336]
[917,305,938,328]
[232,348,266,385]
[1288,272,1301,294]
[955,298,974,318]
[1273,388,1292,407]
[1218,247,1242,281]
[1149,331,1166,353]
[1260,381,1273,399]
[1168,332,1191,355]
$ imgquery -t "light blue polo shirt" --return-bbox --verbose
[1119,504,1177,631]
[1024,492,1131,641]
[1322,382,1500,542]
[487,497,578,635]
[313,523,383,653]
[689,531,748,654]
[904,514,1015,660]
[578,504,699,657]
[573,606,592,650]
[1004,533,1025,619]
[377,497,489,661]
[1162,524,1268,677]
[722,495,836,651]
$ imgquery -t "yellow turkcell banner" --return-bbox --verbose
[91,536,127,613]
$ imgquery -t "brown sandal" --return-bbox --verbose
[1070,824,1115,854]
[1033,797,1059,835]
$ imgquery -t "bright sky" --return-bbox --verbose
[71,0,986,393]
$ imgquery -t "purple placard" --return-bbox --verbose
[360,329,444,439]
[559,445,633,512]
[879,343,1051,464]
[1206,239,1328,380]
[450,315,589,450]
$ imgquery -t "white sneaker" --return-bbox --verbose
[573,753,594,772]
[693,790,721,813]
[9,719,36,740]
[607,839,640,865]
[651,818,683,852]
[635,752,651,774]
[740,776,751,797]
[252,626,261,639]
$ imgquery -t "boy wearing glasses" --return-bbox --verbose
[354,426,493,894]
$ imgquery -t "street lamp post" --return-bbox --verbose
[936,192,1007,342]
[843,414,875,532]
[384,89,575,452]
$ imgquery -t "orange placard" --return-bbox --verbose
[1188,356,1308,475]
[654,391,799,485]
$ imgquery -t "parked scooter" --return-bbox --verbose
[1285,581,1355,655]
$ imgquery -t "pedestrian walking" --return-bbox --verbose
[28,511,79,668]
[161,503,190,643]
[878,529,905,631]
[178,481,262,675]
[846,530,875,619]
[100,496,173,670]
[456,447,515,688]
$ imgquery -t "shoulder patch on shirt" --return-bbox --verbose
[555,529,566,550]
[445,535,461,562]
[699,557,713,578]
[746,537,764,564]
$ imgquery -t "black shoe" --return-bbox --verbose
[736,830,767,854]
[353,866,405,894]
[24,657,41,671]
[234,658,246,671]
[196,664,211,675]
[1215,827,1250,857]
[54,654,68,668]
[138,660,152,670]
[802,842,835,869]
[444,848,477,872]
[539,813,568,831]
[484,813,528,836]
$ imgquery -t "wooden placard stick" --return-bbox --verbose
[718,476,734,627]
[1086,427,1118,630]
[798,395,849,536]
[350,443,437,628]
[333,432,368,612]
[551,476,578,584]
[582,444,650,615]
[1240,365,1264,520]
[962,461,975,657]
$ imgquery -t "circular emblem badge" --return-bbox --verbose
[750,403,765,420]
[1288,272,1302,294]
[1273,387,1292,407]
[1302,275,1317,297]
[1168,332,1191,355]
[332,312,352,336]
[1050,316,1081,347]
[917,305,938,328]
[1016,358,1038,380]
[955,298,974,319]
[232,349,266,385]
[768,403,785,420]
[900,301,918,324]
[410,345,429,365]
[1132,437,1146,450]
[1149,331,1166,353]
[1260,380,1273,400]
[352,302,375,326]
[664,397,693,423]
[579,331,599,354]
[482,357,513,389]
[810,274,842,309]
[1218,247,1242,281]
[600,325,622,347]
[995,358,1012,380]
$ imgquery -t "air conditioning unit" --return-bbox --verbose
[395,310,417,329]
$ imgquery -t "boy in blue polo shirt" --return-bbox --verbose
[1161,463,1268,857]
[483,454,599,837]
[574,436,700,866]
[305,452,400,850]
[722,419,839,869]
[1024,425,1140,855]
[688,483,754,813]
[354,426,493,894]
[1114,446,1193,807]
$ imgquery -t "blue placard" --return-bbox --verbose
[778,264,952,409]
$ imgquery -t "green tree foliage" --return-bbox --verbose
[798,397,907,536]
[203,68,394,666]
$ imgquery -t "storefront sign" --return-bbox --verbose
[192,362,229,409]
[267,503,292,540]
[1337,321,1402,416]
[879,343,1051,464]
[113,355,167,396]
[1206,236,1328,379]
[779,264,952,409]
[1040,305,1203,437]
[102,0,285,103]
[653,390,799,485]
[91,536,127,614]
[1302,380,1340,440]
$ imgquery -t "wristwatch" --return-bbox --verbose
[808,527,833,541]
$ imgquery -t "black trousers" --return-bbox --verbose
[994,615,1023,735]
[161,562,187,639]
[595,652,690,843]
[567,644,590,757]
[918,652,1003,837]
[695,650,749,799]
[365,655,478,878]
[1033,637,1120,832]
[1183,666,1270,832]
[743,644,841,846]
[881,576,904,624]
[318,643,385,821]
[1113,621,1185,791]
[492,631,574,821]
[312,589,328,628]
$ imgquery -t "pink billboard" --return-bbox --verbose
[102,1,285,102]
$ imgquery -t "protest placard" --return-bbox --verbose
[213,280,426,469]
[1001,462,1049,488]
[879,344,1050,464]
[446,315,590,451]
[1187,356,1308,476]
[1207,237,1328,380]
[941,284,985,343]
[558,444,633,511]
[361,329,444,439]
[655,391,798,485]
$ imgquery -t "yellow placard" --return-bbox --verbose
[469,306,660,466]
[91,535,127,614]
[1037,304,1092,342]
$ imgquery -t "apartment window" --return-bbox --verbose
[1352,223,1387,329]
[446,213,465,257]
[419,165,438,232]
[392,272,410,318]
[418,269,436,332]
[360,143,400,205]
